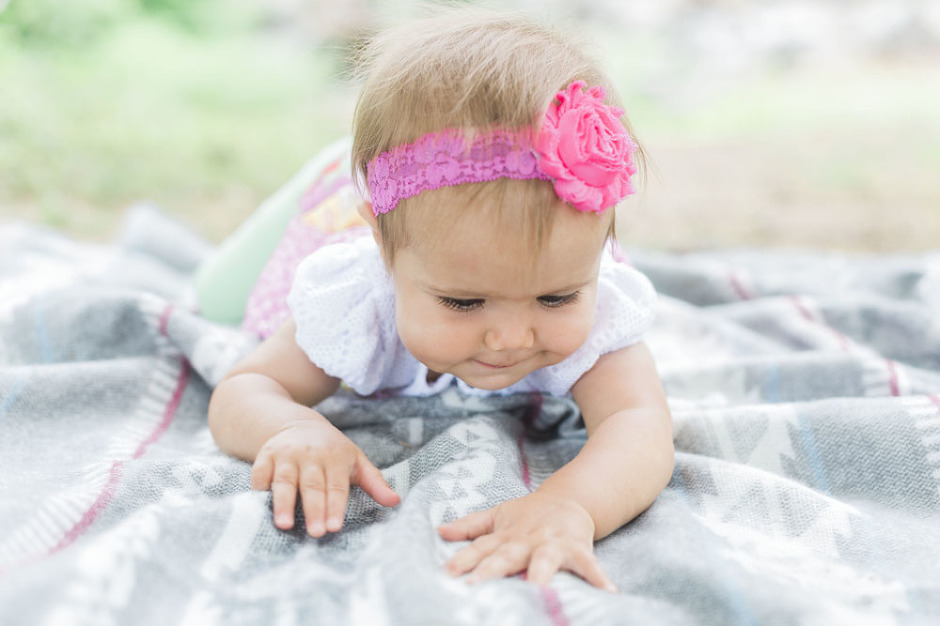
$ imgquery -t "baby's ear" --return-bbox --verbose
[356,200,379,231]
[356,201,385,250]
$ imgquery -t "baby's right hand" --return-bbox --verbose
[250,419,400,537]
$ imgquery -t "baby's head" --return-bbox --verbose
[351,8,643,265]
[350,9,644,390]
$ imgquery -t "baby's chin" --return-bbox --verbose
[455,375,520,392]
[450,352,568,391]
[452,363,541,391]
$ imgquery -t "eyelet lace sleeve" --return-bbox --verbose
[286,237,417,396]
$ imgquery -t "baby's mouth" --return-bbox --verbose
[473,358,522,370]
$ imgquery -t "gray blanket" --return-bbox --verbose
[2,206,939,625]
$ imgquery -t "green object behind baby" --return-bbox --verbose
[193,137,352,326]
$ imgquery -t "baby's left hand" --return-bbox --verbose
[438,490,617,592]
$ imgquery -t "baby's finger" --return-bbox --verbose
[564,546,618,593]
[250,452,274,491]
[270,460,300,530]
[324,469,351,533]
[525,544,565,586]
[354,456,400,507]
[464,541,532,584]
[299,464,327,537]
[445,533,501,576]
[437,508,495,542]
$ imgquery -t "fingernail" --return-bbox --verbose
[326,517,342,532]
[605,582,619,593]
[307,522,325,536]
[276,514,293,528]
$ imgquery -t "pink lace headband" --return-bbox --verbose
[366,81,638,216]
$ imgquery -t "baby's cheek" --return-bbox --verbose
[550,307,596,358]
[396,318,428,359]
[397,315,455,367]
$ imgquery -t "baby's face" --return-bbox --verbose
[390,204,609,391]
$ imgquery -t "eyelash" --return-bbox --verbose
[438,297,484,312]
[437,291,581,312]
[538,291,581,308]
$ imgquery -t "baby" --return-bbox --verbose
[208,9,674,592]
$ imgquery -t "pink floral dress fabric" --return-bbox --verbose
[241,152,369,339]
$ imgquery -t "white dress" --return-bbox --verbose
[287,236,656,397]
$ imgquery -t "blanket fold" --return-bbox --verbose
[1,208,939,625]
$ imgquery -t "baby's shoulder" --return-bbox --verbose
[288,236,412,395]
[290,235,394,327]
[294,235,384,282]
[597,244,656,310]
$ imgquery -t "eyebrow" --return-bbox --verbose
[421,279,592,299]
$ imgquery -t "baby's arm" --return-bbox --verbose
[547,341,674,538]
[208,318,400,536]
[439,342,673,589]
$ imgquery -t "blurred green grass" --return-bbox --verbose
[2,0,938,250]
[0,0,352,241]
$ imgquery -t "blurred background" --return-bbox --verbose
[1,0,938,252]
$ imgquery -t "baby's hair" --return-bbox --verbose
[351,8,644,264]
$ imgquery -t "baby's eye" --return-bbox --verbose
[439,297,485,312]
[538,291,581,308]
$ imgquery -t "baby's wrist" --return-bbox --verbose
[531,484,595,522]
[273,412,333,436]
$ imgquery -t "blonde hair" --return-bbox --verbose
[351,8,644,263]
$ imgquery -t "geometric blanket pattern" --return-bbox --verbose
[1,206,939,625]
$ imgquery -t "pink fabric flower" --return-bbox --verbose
[537,81,637,213]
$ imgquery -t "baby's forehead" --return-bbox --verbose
[399,231,603,300]
[404,180,608,251]
[399,197,608,289]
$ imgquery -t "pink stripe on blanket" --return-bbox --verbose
[929,395,940,412]
[515,395,572,625]
[133,359,190,459]
[517,429,532,491]
[728,269,755,300]
[49,461,124,555]
[516,573,571,626]
[790,296,904,394]
[789,295,853,353]
[885,359,901,397]
[50,355,190,556]
[517,395,544,492]
[159,303,173,336]
[540,585,571,626]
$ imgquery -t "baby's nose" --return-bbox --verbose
[484,319,535,352]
